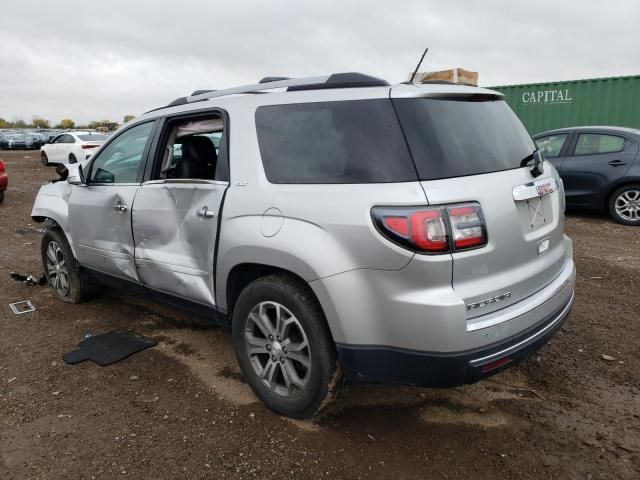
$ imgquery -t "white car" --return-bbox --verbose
[41,132,108,166]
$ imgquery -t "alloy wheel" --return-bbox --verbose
[244,301,312,398]
[45,241,70,297]
[614,189,640,221]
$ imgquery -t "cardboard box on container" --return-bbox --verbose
[410,68,478,86]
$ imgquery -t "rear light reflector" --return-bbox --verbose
[481,356,512,373]
[81,144,99,149]
[371,202,487,254]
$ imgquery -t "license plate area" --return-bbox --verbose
[513,178,557,231]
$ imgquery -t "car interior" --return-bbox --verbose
[157,116,224,181]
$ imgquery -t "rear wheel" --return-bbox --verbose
[68,153,77,164]
[608,184,640,226]
[41,228,94,303]
[41,152,49,166]
[232,274,344,418]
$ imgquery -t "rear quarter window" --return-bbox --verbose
[255,99,417,184]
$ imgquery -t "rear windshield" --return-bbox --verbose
[393,98,535,180]
[255,100,417,184]
[78,133,107,141]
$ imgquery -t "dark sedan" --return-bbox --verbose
[534,126,640,226]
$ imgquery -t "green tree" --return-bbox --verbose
[14,119,27,128]
[32,117,51,129]
[57,118,75,129]
[0,118,10,128]
[123,115,135,123]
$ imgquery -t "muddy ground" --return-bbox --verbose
[0,149,638,479]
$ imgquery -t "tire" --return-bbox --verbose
[232,274,345,418]
[0,191,4,203]
[41,152,49,166]
[608,184,640,226]
[69,153,77,164]
[41,227,94,303]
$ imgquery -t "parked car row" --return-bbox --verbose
[0,130,55,150]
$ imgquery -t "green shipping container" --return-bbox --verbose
[488,75,640,135]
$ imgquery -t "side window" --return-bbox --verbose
[63,134,75,144]
[574,134,626,156]
[535,134,567,158]
[155,115,224,181]
[255,100,416,184]
[53,135,65,144]
[89,122,154,184]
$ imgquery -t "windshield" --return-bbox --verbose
[393,98,535,180]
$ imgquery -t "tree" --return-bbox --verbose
[123,115,135,123]
[32,117,51,129]
[0,118,10,128]
[57,119,75,129]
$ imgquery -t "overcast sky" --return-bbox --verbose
[1,0,638,125]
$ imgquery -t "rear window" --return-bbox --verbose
[394,98,535,180]
[78,133,107,141]
[255,100,417,184]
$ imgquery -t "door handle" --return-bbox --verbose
[197,206,215,219]
[113,203,128,212]
[608,160,627,166]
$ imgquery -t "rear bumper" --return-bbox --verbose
[337,290,574,387]
[0,173,7,190]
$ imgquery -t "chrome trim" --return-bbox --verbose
[469,291,574,367]
[141,179,229,186]
[512,177,558,201]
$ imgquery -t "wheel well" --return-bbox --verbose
[604,180,640,210]
[226,263,319,317]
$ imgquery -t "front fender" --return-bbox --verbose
[31,182,76,256]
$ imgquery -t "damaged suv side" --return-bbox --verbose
[32,73,575,418]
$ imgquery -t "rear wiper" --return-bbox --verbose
[520,149,544,178]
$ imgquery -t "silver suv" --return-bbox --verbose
[31,73,576,418]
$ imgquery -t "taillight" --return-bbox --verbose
[0,160,5,172]
[448,204,486,249]
[81,144,99,149]
[371,202,487,254]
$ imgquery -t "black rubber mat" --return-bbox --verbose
[63,330,157,366]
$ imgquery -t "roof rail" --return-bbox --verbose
[185,75,330,103]
[159,73,389,110]
[184,72,389,104]
[191,89,216,96]
[259,76,290,83]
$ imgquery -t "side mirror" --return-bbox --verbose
[68,164,87,185]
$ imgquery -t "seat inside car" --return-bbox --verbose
[175,135,217,180]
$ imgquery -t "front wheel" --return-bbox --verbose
[608,184,640,226]
[41,228,93,303]
[41,152,49,166]
[232,274,344,418]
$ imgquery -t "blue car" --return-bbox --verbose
[534,126,640,226]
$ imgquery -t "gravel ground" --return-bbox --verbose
[0,149,639,479]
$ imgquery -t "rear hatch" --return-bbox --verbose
[391,84,568,317]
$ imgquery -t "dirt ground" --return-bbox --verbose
[0,149,638,480]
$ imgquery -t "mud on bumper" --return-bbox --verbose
[336,291,574,387]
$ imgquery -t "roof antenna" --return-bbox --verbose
[409,47,429,83]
